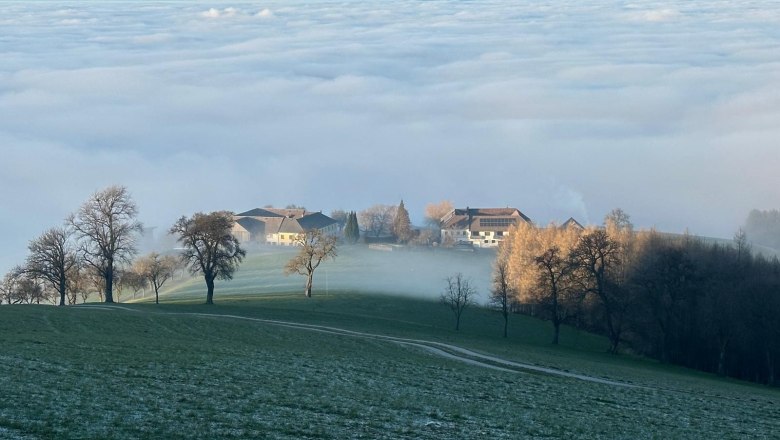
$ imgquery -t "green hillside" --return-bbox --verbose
[1,247,778,438]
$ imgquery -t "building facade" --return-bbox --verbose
[232,208,339,246]
[440,207,532,248]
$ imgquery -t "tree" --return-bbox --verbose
[2,267,47,304]
[343,211,360,244]
[0,267,23,304]
[66,263,90,304]
[744,209,780,250]
[359,204,395,237]
[734,227,750,261]
[424,200,453,228]
[117,269,147,301]
[570,229,624,353]
[284,229,337,297]
[170,211,246,305]
[534,246,575,344]
[285,204,306,210]
[441,273,477,331]
[330,210,348,229]
[605,208,633,231]
[25,227,78,306]
[490,258,515,338]
[69,185,142,303]
[393,200,413,243]
[135,252,178,304]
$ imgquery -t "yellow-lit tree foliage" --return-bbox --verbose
[502,222,582,304]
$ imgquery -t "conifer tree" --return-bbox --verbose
[393,200,413,243]
[344,211,360,244]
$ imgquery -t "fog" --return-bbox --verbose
[164,246,497,304]
[2,1,780,274]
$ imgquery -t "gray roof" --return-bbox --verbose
[561,217,585,230]
[234,209,337,238]
[236,208,283,218]
[297,212,338,230]
[236,217,266,235]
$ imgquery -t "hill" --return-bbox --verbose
[1,291,778,438]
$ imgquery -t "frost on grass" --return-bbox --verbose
[0,306,779,439]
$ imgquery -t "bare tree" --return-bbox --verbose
[534,246,575,344]
[135,252,178,304]
[359,204,395,237]
[330,209,349,229]
[570,229,624,353]
[284,230,337,297]
[604,208,633,231]
[0,267,23,304]
[117,268,147,301]
[424,200,454,228]
[170,211,246,305]
[441,273,477,331]
[69,186,142,303]
[490,258,515,338]
[25,227,78,306]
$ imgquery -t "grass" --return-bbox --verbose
[1,247,779,438]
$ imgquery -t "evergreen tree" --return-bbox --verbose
[393,200,413,243]
[344,211,360,244]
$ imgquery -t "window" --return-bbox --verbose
[491,240,496,243]
[496,231,503,237]
[484,239,489,243]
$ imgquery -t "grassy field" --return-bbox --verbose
[1,247,779,438]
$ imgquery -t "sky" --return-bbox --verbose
[1,0,779,274]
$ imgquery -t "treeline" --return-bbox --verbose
[0,186,248,306]
[500,210,780,386]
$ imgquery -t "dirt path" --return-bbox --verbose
[77,304,640,388]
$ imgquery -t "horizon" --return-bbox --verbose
[2,0,780,274]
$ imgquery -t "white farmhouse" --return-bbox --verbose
[440,207,532,248]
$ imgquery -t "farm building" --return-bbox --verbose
[232,208,339,246]
[440,207,532,248]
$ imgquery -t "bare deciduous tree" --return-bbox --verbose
[284,230,337,298]
[424,200,454,228]
[359,204,395,237]
[570,229,623,353]
[170,211,246,305]
[25,227,78,306]
[534,246,575,344]
[490,258,515,338]
[69,186,142,303]
[117,268,147,301]
[441,273,477,331]
[135,252,178,304]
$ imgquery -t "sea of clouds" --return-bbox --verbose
[1,1,779,273]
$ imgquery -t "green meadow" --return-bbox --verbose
[1,247,778,439]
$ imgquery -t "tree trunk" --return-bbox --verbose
[455,311,461,331]
[503,310,508,338]
[154,286,159,305]
[717,339,728,376]
[58,277,67,307]
[206,277,215,305]
[305,273,313,298]
[553,321,560,345]
[105,264,114,303]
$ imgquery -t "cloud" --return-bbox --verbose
[624,8,681,22]
[201,7,240,19]
[256,8,274,18]
[1,0,779,274]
